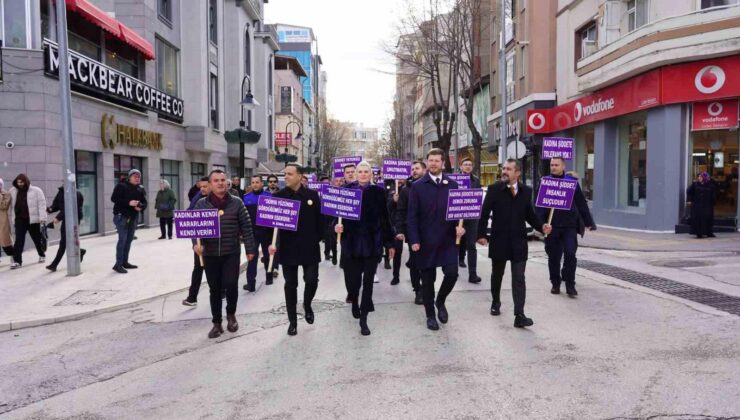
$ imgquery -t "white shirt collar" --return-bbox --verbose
[431,174,442,183]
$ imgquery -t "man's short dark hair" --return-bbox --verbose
[427,148,445,159]
[550,156,566,164]
[506,158,521,172]
[413,160,427,169]
[267,174,278,182]
[208,169,225,180]
[286,164,304,175]
[343,164,356,171]
[461,158,473,165]
[199,176,209,183]
[251,175,262,181]
[320,176,330,182]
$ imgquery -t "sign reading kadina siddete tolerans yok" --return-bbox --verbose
[541,137,574,160]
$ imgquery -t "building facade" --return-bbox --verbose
[273,54,306,163]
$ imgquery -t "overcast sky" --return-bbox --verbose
[265,0,406,131]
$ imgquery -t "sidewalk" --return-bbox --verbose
[0,228,239,332]
[578,227,740,252]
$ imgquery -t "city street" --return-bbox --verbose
[0,230,738,419]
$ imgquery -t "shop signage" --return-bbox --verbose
[662,55,740,104]
[541,137,574,160]
[101,113,163,151]
[44,40,184,123]
[275,132,292,147]
[493,118,521,143]
[692,99,739,131]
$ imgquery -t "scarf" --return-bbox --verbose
[208,193,229,211]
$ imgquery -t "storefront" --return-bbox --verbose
[527,55,740,232]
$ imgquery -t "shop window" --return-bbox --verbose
[75,151,98,235]
[160,160,180,208]
[627,0,649,32]
[701,0,739,8]
[191,162,206,187]
[617,112,648,209]
[575,125,595,201]
[209,73,219,129]
[690,130,739,218]
[208,0,217,46]
[1,0,30,48]
[105,36,140,79]
[156,37,179,96]
[577,21,598,61]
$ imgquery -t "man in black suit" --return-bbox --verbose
[394,160,427,304]
[477,159,552,328]
[457,157,483,284]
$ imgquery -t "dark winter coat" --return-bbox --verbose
[686,181,716,236]
[536,173,594,233]
[339,182,394,258]
[243,189,272,237]
[477,181,544,262]
[273,185,324,266]
[193,193,256,257]
[155,188,177,219]
[49,187,84,222]
[111,181,147,219]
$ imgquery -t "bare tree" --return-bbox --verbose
[318,117,350,176]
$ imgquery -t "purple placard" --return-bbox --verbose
[448,174,471,189]
[307,181,325,191]
[333,156,363,178]
[542,137,574,160]
[382,158,412,180]
[255,195,301,231]
[320,186,362,220]
[306,174,317,182]
[446,189,485,220]
[174,209,221,238]
[535,176,578,210]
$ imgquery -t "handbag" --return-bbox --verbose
[158,201,173,212]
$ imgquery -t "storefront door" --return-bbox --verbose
[74,151,98,235]
[691,130,739,220]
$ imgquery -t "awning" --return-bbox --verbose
[65,0,155,60]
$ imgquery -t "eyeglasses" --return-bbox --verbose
[268,181,278,183]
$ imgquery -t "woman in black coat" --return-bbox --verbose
[687,172,716,238]
[335,162,395,336]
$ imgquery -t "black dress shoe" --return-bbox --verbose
[243,284,255,292]
[390,277,400,285]
[46,264,57,272]
[304,304,314,324]
[469,275,481,284]
[226,314,239,333]
[490,301,501,316]
[551,286,561,295]
[325,255,331,261]
[122,262,138,269]
[426,317,439,331]
[459,260,467,268]
[158,236,166,240]
[707,233,716,238]
[514,314,534,328]
[384,260,392,270]
[351,301,361,319]
[436,302,448,324]
[359,314,371,336]
[414,291,423,305]
[345,294,352,303]
[332,257,337,266]
[566,286,578,297]
[112,265,128,274]
[266,278,273,285]
[208,322,223,338]
[287,323,297,336]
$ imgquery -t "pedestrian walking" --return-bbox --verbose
[155,180,177,240]
[182,177,210,306]
[243,175,274,292]
[193,169,256,339]
[110,169,147,274]
[321,176,338,265]
[457,158,483,284]
[45,186,86,272]
[686,172,717,239]
[0,178,15,263]
[269,164,324,336]
[387,178,405,285]
[395,161,427,304]
[339,163,357,302]
[477,159,551,328]
[9,174,47,269]
[335,161,395,336]
[538,157,595,297]
[408,149,465,331]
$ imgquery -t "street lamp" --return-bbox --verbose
[277,120,302,167]
[229,74,261,180]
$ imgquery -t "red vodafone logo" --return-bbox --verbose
[707,102,723,117]
[695,66,726,94]
[574,102,583,122]
[528,112,546,130]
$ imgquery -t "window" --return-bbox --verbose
[158,0,172,23]
[280,86,293,114]
[191,162,206,187]
[505,53,515,104]
[627,0,649,32]
[209,73,219,129]
[1,0,30,48]
[208,0,217,45]
[701,0,739,8]
[578,22,598,59]
[75,151,98,235]
[504,0,514,44]
[105,36,139,78]
[617,112,648,208]
[156,38,179,96]
[160,160,180,207]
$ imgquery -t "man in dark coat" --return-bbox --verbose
[183,177,210,307]
[110,169,147,274]
[242,175,273,291]
[408,149,465,331]
[45,186,86,272]
[387,178,405,285]
[321,176,338,265]
[394,160,426,304]
[269,164,324,336]
[457,158,483,284]
[477,159,551,328]
[537,157,595,297]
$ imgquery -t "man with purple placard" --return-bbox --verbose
[456,158,482,284]
[182,176,210,307]
[268,164,324,336]
[394,160,427,304]
[477,159,551,328]
[537,157,595,297]
[193,169,256,339]
[243,175,274,292]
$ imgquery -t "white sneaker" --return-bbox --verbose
[39,256,45,263]
[10,262,20,269]
[373,275,380,284]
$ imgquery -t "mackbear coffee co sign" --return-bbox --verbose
[44,40,184,123]
[101,113,163,151]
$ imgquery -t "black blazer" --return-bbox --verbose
[273,185,324,266]
[477,181,544,262]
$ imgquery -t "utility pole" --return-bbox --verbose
[56,0,81,275]
[499,0,508,162]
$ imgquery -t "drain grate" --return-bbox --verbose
[578,260,740,316]
[648,259,714,268]
[54,290,120,306]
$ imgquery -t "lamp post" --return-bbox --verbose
[238,74,260,179]
[279,120,302,167]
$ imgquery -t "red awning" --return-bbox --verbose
[65,0,155,60]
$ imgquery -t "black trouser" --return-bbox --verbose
[13,220,45,265]
[544,228,578,288]
[246,232,271,288]
[420,264,458,318]
[458,220,479,276]
[283,263,319,324]
[159,217,173,238]
[391,238,403,279]
[406,244,421,292]
[491,260,527,315]
[341,252,351,295]
[187,252,204,302]
[203,253,240,323]
[324,232,337,260]
[346,256,380,313]
[1,245,15,258]
[49,221,86,268]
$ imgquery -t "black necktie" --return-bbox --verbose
[436,178,441,185]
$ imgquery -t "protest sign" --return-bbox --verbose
[535,176,578,237]
[333,156,363,178]
[174,209,221,266]
[541,137,574,160]
[445,188,484,245]
[382,158,412,180]
[320,186,362,220]
[448,174,471,189]
[255,195,302,272]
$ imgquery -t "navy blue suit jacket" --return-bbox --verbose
[407,173,459,269]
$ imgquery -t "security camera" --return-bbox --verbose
[5,141,14,149]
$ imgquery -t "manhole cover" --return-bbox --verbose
[54,290,120,306]
[648,260,714,268]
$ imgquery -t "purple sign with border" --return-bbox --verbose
[448,174,471,189]
[320,186,362,220]
[542,137,574,160]
[307,181,326,191]
[446,189,485,220]
[174,209,220,238]
[382,158,412,180]
[255,195,301,231]
[535,176,577,210]
[333,156,363,178]
[306,174,317,182]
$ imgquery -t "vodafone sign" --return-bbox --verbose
[692,99,739,131]
[663,55,740,103]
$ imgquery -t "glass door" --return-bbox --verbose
[74,151,98,235]
[691,129,739,219]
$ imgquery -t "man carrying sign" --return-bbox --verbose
[537,157,595,297]
[243,175,274,292]
[395,160,427,304]
[457,158,482,284]
[269,164,324,336]
[408,148,465,331]
[193,169,257,339]
[477,159,551,328]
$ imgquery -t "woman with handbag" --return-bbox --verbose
[155,180,177,240]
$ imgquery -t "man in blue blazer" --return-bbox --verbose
[408,148,466,331]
